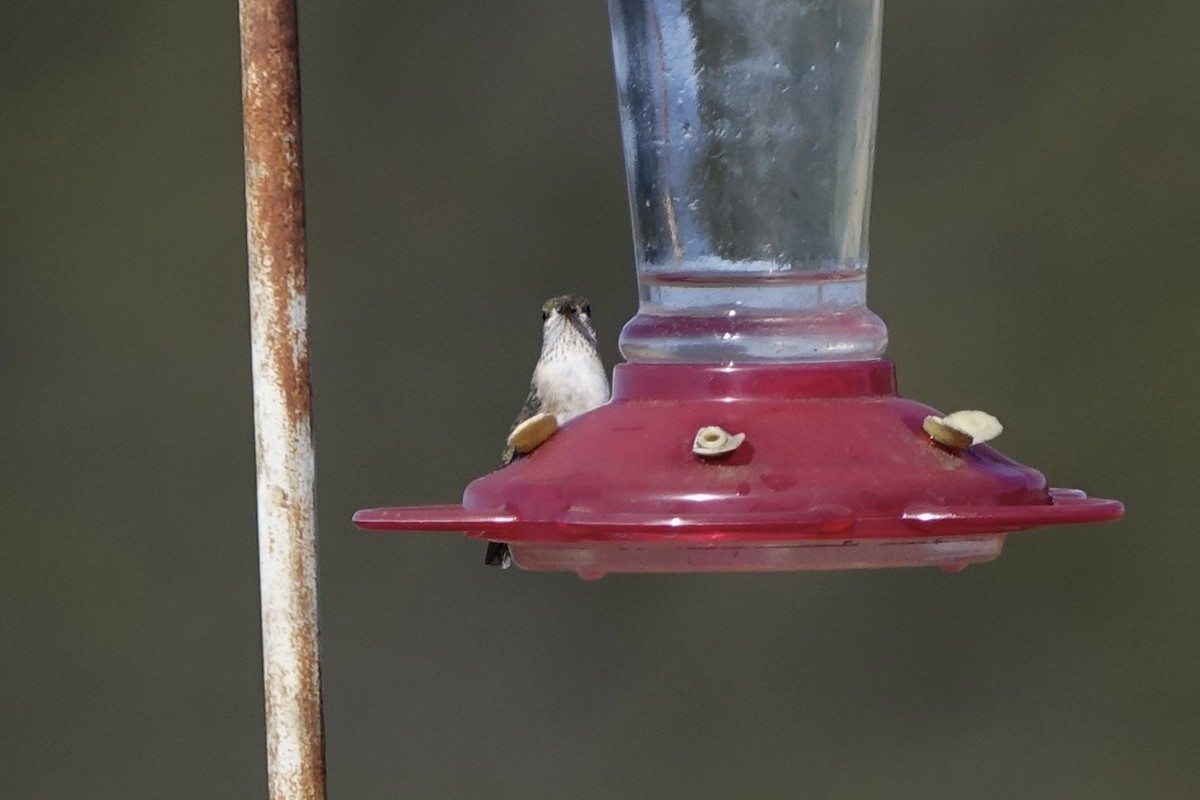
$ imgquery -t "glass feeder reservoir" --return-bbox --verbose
[354,0,1122,577]
[613,0,886,363]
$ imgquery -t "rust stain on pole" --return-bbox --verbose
[239,0,326,798]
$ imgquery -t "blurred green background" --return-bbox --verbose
[3,1,1198,797]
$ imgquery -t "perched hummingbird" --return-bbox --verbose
[485,294,610,567]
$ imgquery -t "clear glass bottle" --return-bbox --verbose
[608,0,887,362]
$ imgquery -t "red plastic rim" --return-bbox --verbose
[352,489,1122,541]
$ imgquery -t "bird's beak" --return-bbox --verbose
[566,312,596,346]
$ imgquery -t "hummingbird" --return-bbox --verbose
[485,294,610,568]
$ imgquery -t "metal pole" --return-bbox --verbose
[238,1,326,798]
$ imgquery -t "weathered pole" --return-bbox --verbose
[238,0,326,798]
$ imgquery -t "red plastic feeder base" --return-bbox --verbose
[353,360,1122,577]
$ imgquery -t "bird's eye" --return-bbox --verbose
[542,310,549,320]
[582,304,591,316]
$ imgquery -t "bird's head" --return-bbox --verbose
[540,294,597,351]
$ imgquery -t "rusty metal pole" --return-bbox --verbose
[238,1,326,798]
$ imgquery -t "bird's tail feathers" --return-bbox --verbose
[485,541,512,568]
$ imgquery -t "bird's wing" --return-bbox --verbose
[501,383,543,466]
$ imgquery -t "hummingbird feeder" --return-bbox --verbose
[355,0,1122,577]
